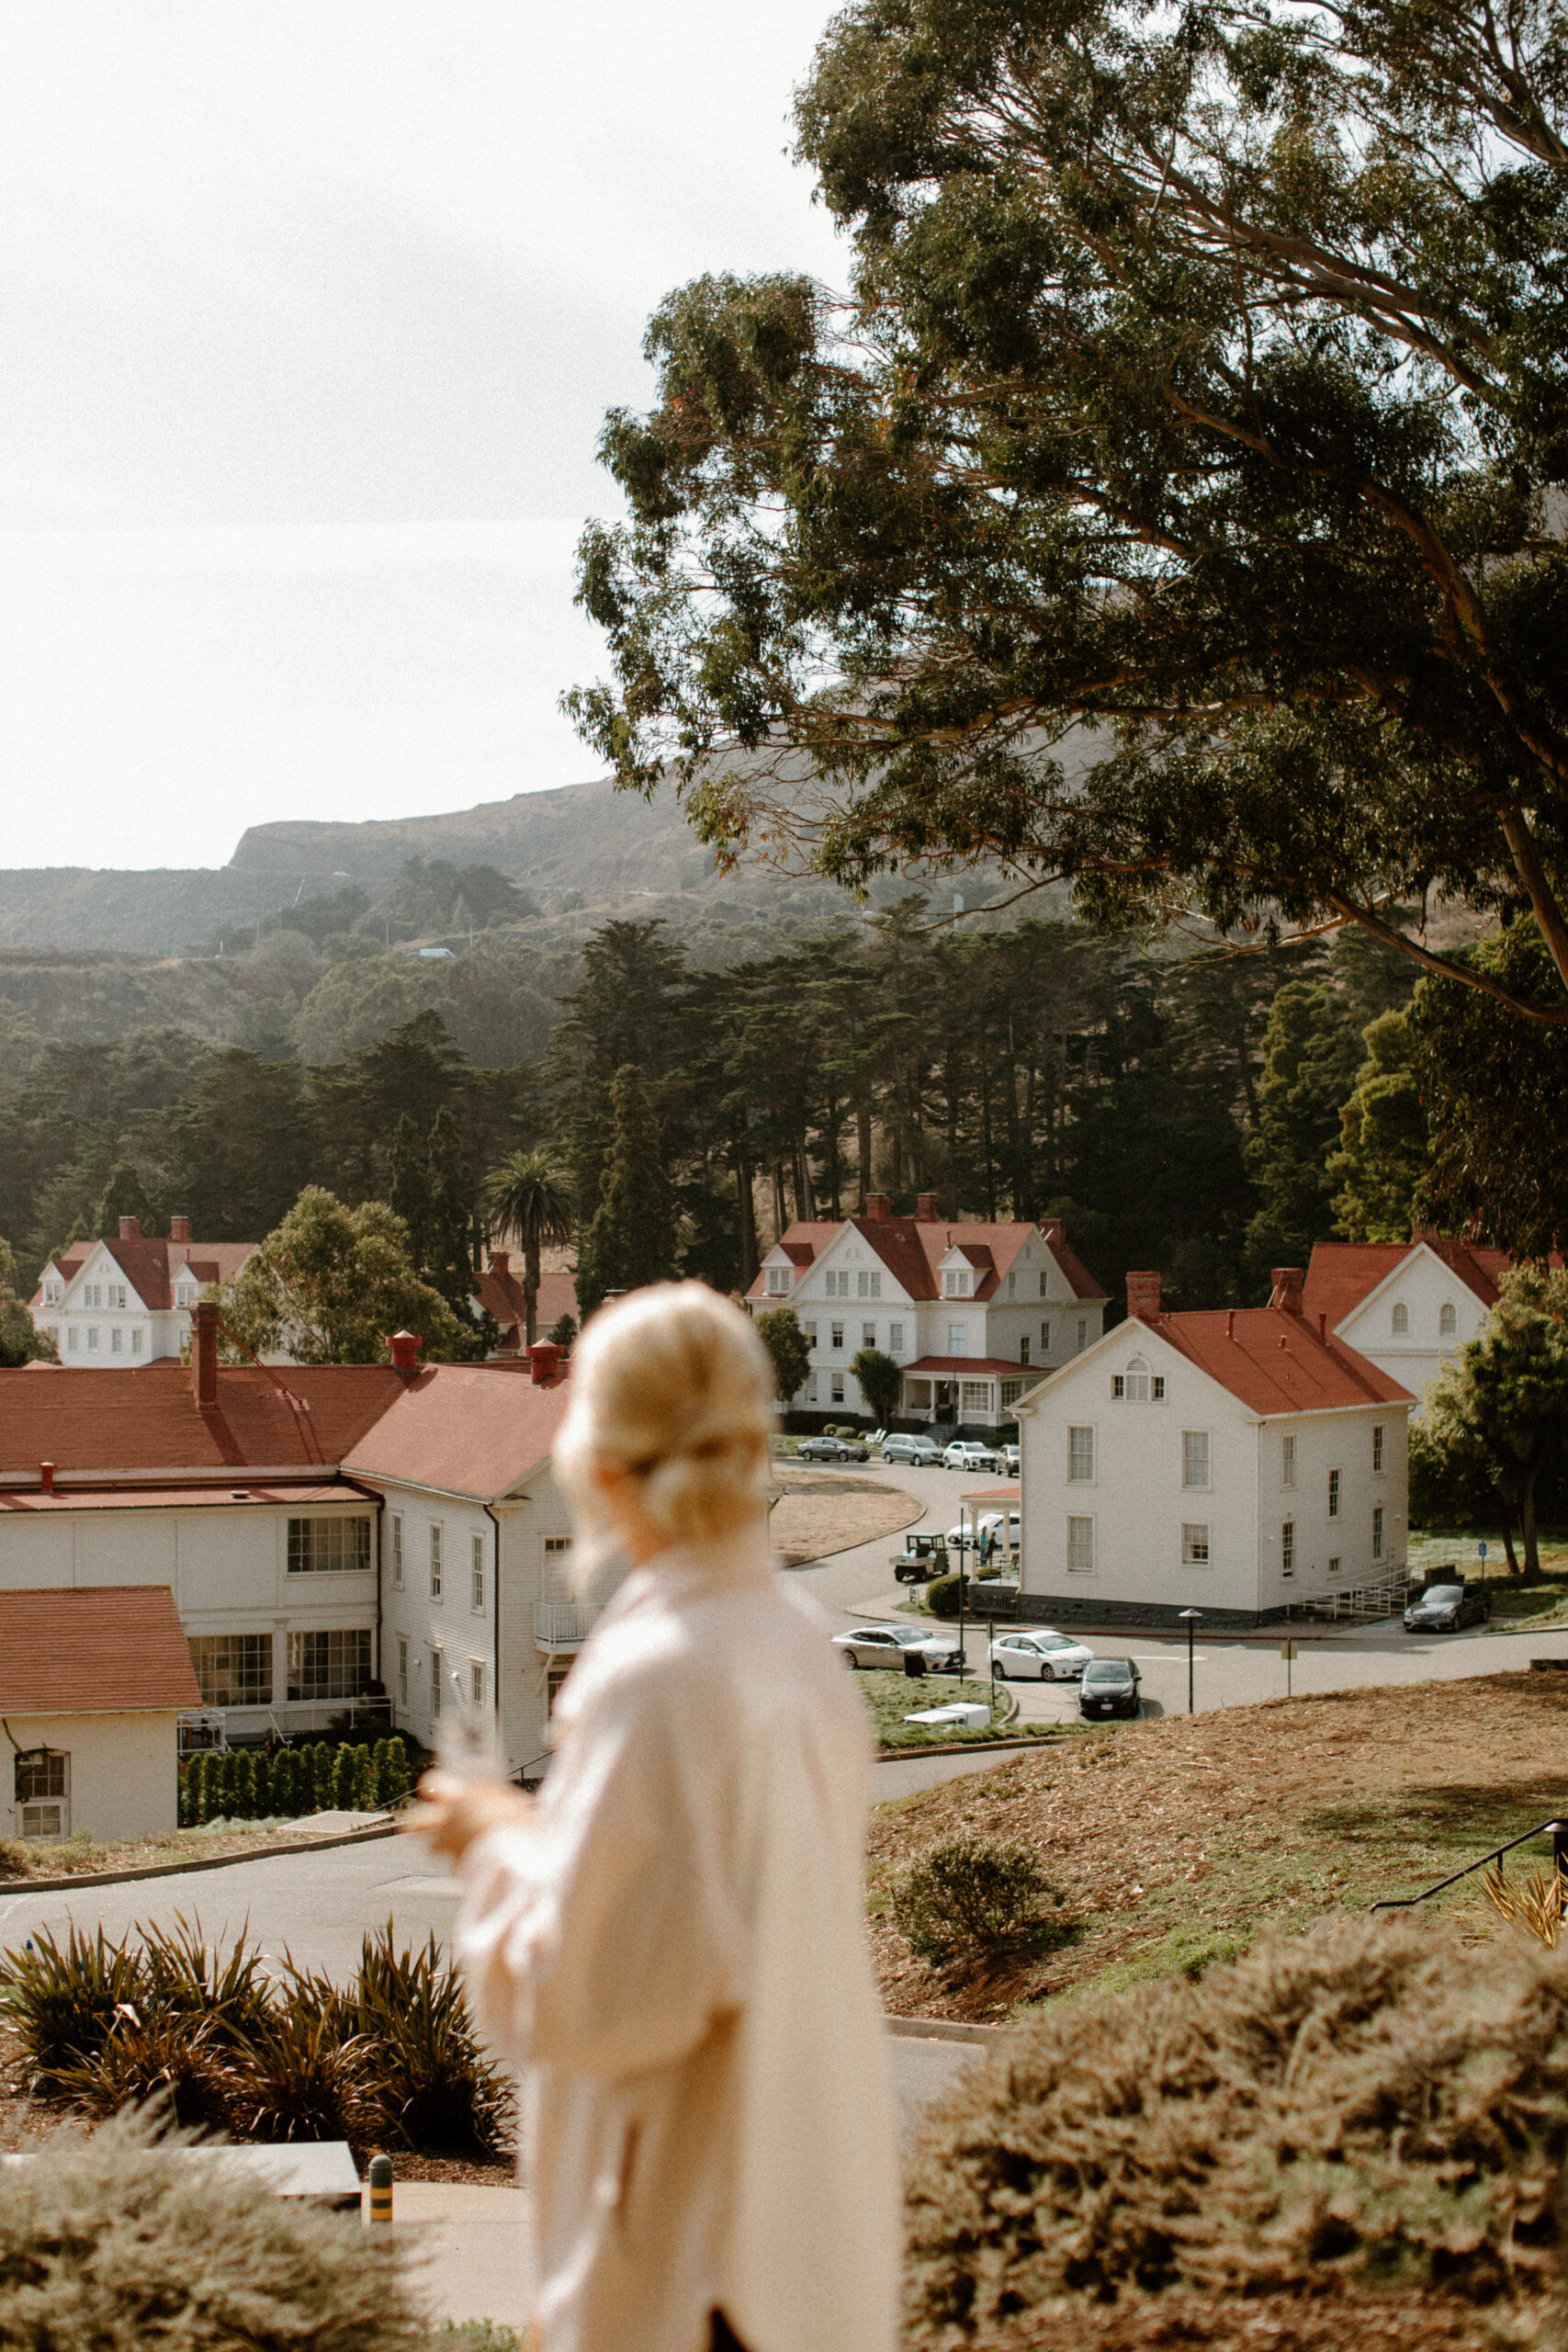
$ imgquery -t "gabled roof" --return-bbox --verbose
[470,1262,579,1351]
[0,1362,407,1476]
[1302,1238,1513,1332]
[745,1215,1107,1304]
[33,1235,255,1313]
[0,1586,200,1714]
[343,1361,573,1500]
[1020,1307,1412,1419]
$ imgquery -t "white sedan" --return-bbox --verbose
[987,1630,1094,1681]
[832,1623,959,1671]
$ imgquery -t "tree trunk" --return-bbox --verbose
[1501,1510,1520,1576]
[856,1099,873,1207]
[523,1238,540,1351]
[734,1130,759,1286]
[1520,1469,1542,1583]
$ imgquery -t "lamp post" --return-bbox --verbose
[1179,1609,1202,1715]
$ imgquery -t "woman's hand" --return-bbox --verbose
[402,1768,534,1863]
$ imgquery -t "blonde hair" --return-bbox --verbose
[553,1283,776,1572]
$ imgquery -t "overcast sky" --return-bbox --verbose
[0,1,844,871]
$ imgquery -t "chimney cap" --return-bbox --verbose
[863,1193,892,1222]
[487,1249,511,1275]
[39,1461,54,1493]
[388,1329,422,1374]
[169,1214,190,1242]
[527,1340,562,1385]
[118,1216,141,1241]
[915,1192,940,1223]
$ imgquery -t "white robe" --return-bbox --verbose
[455,1530,901,2352]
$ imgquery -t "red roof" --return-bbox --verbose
[471,1262,579,1351]
[33,1234,255,1313]
[343,1361,573,1498]
[0,1586,200,1713]
[748,1216,1107,1304]
[1138,1308,1413,1415]
[902,1356,1036,1377]
[1302,1238,1513,1332]
[0,1362,407,1476]
[0,1481,357,1515]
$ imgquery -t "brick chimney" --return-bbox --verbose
[1269,1266,1305,1316]
[190,1300,220,1408]
[388,1330,422,1375]
[528,1340,561,1385]
[488,1250,511,1277]
[915,1192,940,1223]
[118,1216,141,1241]
[169,1215,190,1244]
[1126,1270,1162,1322]
[863,1193,892,1222]
[1411,1224,1441,1247]
[1041,1217,1064,1245]
[39,1462,54,1493]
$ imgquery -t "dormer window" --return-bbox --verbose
[1391,1302,1409,1335]
[1111,1355,1165,1403]
[764,1266,790,1295]
[942,1269,973,1298]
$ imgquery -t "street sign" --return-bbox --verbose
[1280,1641,1298,1659]
[1479,1542,1488,1559]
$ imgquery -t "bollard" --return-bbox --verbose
[367,2151,393,2228]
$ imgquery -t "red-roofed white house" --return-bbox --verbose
[1014,1269,1414,1627]
[30,1215,256,1364]
[745,1193,1107,1430]
[1301,1233,1520,1409]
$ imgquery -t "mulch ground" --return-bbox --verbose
[968,2290,1548,2349]
[868,1668,1568,2020]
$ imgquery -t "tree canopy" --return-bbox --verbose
[569,0,1568,1027]
[218,1187,470,1366]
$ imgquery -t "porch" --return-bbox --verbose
[899,1357,1029,1428]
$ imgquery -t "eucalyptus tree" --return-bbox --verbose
[569,0,1568,1026]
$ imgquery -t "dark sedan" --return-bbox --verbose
[796,1434,870,1464]
[1404,1580,1492,1633]
[1078,1657,1142,1720]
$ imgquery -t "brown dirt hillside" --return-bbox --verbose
[868,1669,1568,2021]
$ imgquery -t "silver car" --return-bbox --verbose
[942,1439,1000,1472]
[832,1623,957,1670]
[987,1630,1094,1681]
[879,1433,945,1467]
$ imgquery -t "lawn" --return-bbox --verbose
[855,1668,1057,1751]
[0,1810,384,1883]
[866,1665,1568,2021]
[1409,1523,1568,1628]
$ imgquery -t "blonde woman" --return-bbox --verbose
[411,1283,900,2352]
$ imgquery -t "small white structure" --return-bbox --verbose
[1303,1233,1514,1410]
[30,1216,255,1365]
[0,1585,199,1842]
[1015,1269,1414,1629]
[746,1193,1106,1427]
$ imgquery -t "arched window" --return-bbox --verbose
[1111,1354,1164,1402]
[1391,1302,1409,1336]
[1438,1302,1457,1338]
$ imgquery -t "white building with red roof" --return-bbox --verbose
[1014,1268,1414,1628]
[0,1306,584,1795]
[745,1193,1108,1430]
[1302,1231,1518,1409]
[30,1214,256,1364]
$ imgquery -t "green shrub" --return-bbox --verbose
[375,1740,412,1808]
[176,1765,194,1827]
[233,1751,257,1818]
[140,1915,275,2045]
[924,1573,964,1620]
[892,1837,1075,1968]
[0,1921,148,2083]
[0,1837,33,1879]
[51,2011,233,2132]
[903,1916,1568,2341]
[311,1742,334,1811]
[349,1922,512,2155]
[0,2109,428,2352]
[183,1753,205,1824]
[269,1748,297,1815]
[251,1750,273,1815]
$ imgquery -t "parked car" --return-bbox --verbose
[942,1439,1000,1472]
[796,1433,870,1464]
[1078,1657,1143,1719]
[998,1444,1021,1474]
[944,1509,1022,1554]
[879,1432,945,1467]
[989,1630,1093,1681]
[831,1623,958,1670]
[1403,1580,1492,1633]
[890,1532,950,1583]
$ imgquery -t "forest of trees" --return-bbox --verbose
[0,894,1485,1323]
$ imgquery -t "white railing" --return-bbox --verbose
[534,1601,604,1650]
[1294,1570,1414,1623]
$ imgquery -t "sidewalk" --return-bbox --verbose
[382,2182,535,2334]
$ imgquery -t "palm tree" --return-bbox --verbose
[480,1149,577,1349]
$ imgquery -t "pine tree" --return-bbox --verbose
[1243,986,1361,1283]
[91,1155,158,1239]
[387,1113,431,1268]
[424,1106,477,1313]
[575,1064,679,1318]
[1330,1010,1428,1243]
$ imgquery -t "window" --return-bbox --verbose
[1282,1433,1296,1488]
[1391,1301,1409,1335]
[1118,1356,1150,1401]
[1328,1555,1341,1577]
[471,1532,486,1613]
[1439,1303,1457,1337]
[110,1285,127,1309]
[430,1646,443,1719]
[187,1633,272,1707]
[287,1629,371,1702]
[805,1372,818,1403]
[857,1270,882,1298]
[999,1379,1023,1409]
[802,1320,817,1348]
[87,1327,98,1351]
[471,1660,486,1709]
[429,1523,443,1599]
[1328,1469,1341,1519]
[110,1328,123,1354]
[947,1323,969,1354]
[1372,1425,1384,1474]
[15,1748,68,1839]
[830,1321,844,1351]
[398,1635,409,1707]
[175,1284,193,1308]
[1040,1272,1050,1298]
[889,1321,904,1352]
[1181,1523,1210,1565]
[1372,1505,1384,1560]
[288,1518,372,1575]
[831,1374,845,1403]
[764,1265,789,1295]
[391,1515,403,1588]
[825,1270,849,1297]
[1281,1520,1295,1577]
[130,1329,142,1354]
[1068,1426,1095,1483]
[542,1535,573,1602]
[960,1379,990,1413]
[863,1322,875,1347]
[1077,1317,1088,1351]
[67,1327,79,1352]
[1041,1320,1051,1351]
[1182,1431,1211,1489]
[1020,1337,1030,1364]
[1067,1516,1095,1575]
